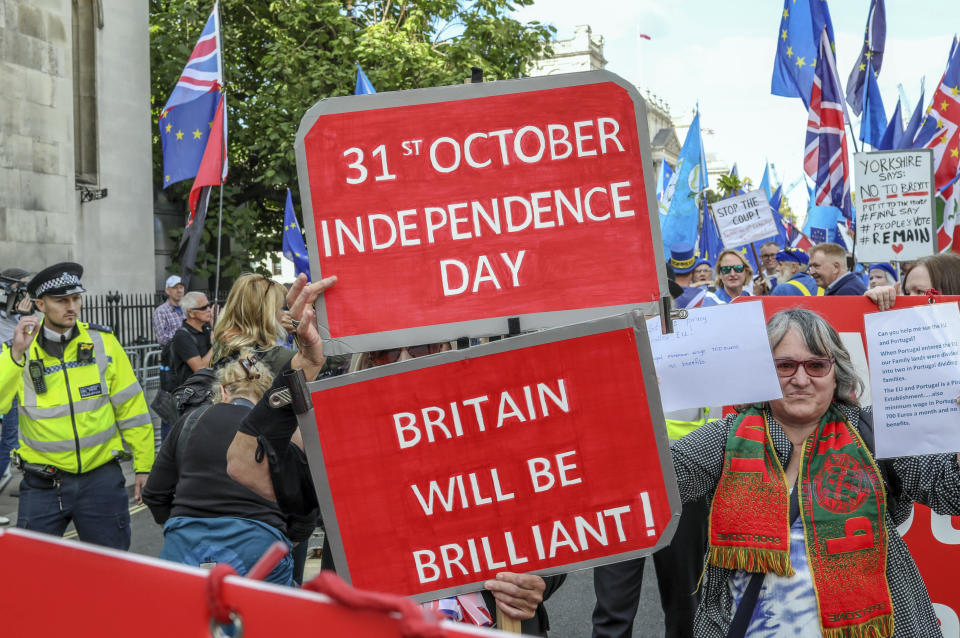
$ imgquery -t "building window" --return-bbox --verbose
[72,0,100,186]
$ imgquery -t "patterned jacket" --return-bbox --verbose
[672,402,959,637]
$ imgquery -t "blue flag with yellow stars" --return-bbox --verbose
[771,0,837,109]
[845,0,886,116]
[282,189,311,280]
[160,90,221,188]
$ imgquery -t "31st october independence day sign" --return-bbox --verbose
[295,72,666,352]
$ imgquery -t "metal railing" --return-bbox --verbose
[83,291,226,347]
[122,343,163,389]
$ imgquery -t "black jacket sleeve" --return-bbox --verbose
[142,413,187,524]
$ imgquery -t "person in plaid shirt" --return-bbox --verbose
[153,275,185,346]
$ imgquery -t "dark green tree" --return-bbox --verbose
[150,0,555,280]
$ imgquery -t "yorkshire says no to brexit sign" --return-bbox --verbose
[296,312,680,601]
[295,71,665,352]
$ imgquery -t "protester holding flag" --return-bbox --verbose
[672,307,960,636]
[770,248,821,296]
[808,243,866,296]
[702,250,752,306]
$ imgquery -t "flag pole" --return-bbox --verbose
[213,1,226,303]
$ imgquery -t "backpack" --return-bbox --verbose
[158,340,178,392]
[172,368,218,420]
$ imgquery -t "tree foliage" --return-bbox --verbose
[150,0,554,280]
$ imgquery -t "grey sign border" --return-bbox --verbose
[294,70,667,355]
[852,148,936,261]
[295,310,681,603]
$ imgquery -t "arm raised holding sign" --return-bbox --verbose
[669,307,960,635]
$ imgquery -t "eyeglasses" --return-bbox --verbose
[194,303,212,311]
[719,265,746,274]
[774,358,835,378]
[370,343,444,366]
[760,253,778,260]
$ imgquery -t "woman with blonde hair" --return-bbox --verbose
[702,249,753,306]
[211,273,293,374]
[143,352,298,584]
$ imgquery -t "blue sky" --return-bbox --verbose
[515,0,957,220]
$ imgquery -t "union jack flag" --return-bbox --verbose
[785,219,814,250]
[803,28,853,222]
[159,3,226,190]
[162,6,222,114]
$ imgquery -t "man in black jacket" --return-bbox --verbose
[226,274,563,634]
[808,242,866,295]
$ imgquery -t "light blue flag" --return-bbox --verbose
[282,189,311,280]
[860,61,888,147]
[758,162,774,199]
[355,64,376,95]
[661,112,706,255]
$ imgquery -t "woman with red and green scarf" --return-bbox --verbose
[672,308,960,637]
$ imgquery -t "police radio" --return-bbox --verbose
[28,360,47,394]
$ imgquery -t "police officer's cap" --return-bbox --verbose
[27,262,87,298]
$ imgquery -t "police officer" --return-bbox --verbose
[0,263,154,549]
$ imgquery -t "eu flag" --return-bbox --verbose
[771,0,836,109]
[845,0,886,115]
[282,189,311,280]
[355,64,376,95]
[899,87,926,149]
[159,4,223,188]
[876,96,903,150]
[860,61,888,148]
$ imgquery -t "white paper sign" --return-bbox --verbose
[854,149,935,262]
[646,301,783,411]
[865,303,960,458]
[712,190,780,248]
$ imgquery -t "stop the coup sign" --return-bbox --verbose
[295,71,666,352]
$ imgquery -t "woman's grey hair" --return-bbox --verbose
[766,308,863,403]
[180,291,207,312]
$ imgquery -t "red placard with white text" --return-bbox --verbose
[294,71,665,352]
[297,313,678,601]
[734,295,960,627]
[0,528,505,638]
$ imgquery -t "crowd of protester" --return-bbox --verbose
[3,239,960,637]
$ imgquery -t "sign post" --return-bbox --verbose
[295,311,680,602]
[853,149,936,262]
[295,71,666,353]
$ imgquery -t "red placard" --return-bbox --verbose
[899,504,960,636]
[0,528,501,638]
[299,315,677,600]
[295,72,664,350]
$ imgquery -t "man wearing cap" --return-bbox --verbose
[770,248,823,296]
[669,243,708,309]
[0,262,154,549]
[153,275,185,347]
[868,263,898,289]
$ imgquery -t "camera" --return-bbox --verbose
[0,271,32,316]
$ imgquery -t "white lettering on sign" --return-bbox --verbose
[931,512,960,545]
[935,603,960,638]
[527,451,584,493]
[318,182,635,258]
[411,501,637,584]
[393,379,569,450]
[410,468,516,516]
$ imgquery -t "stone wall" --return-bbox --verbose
[0,0,154,295]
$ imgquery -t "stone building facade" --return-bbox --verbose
[528,24,681,179]
[1,0,154,294]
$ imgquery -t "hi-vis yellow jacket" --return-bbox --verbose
[0,321,154,474]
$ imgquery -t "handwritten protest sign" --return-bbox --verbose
[864,303,960,458]
[297,313,679,601]
[853,149,935,262]
[645,302,782,411]
[711,190,779,248]
[295,71,665,352]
